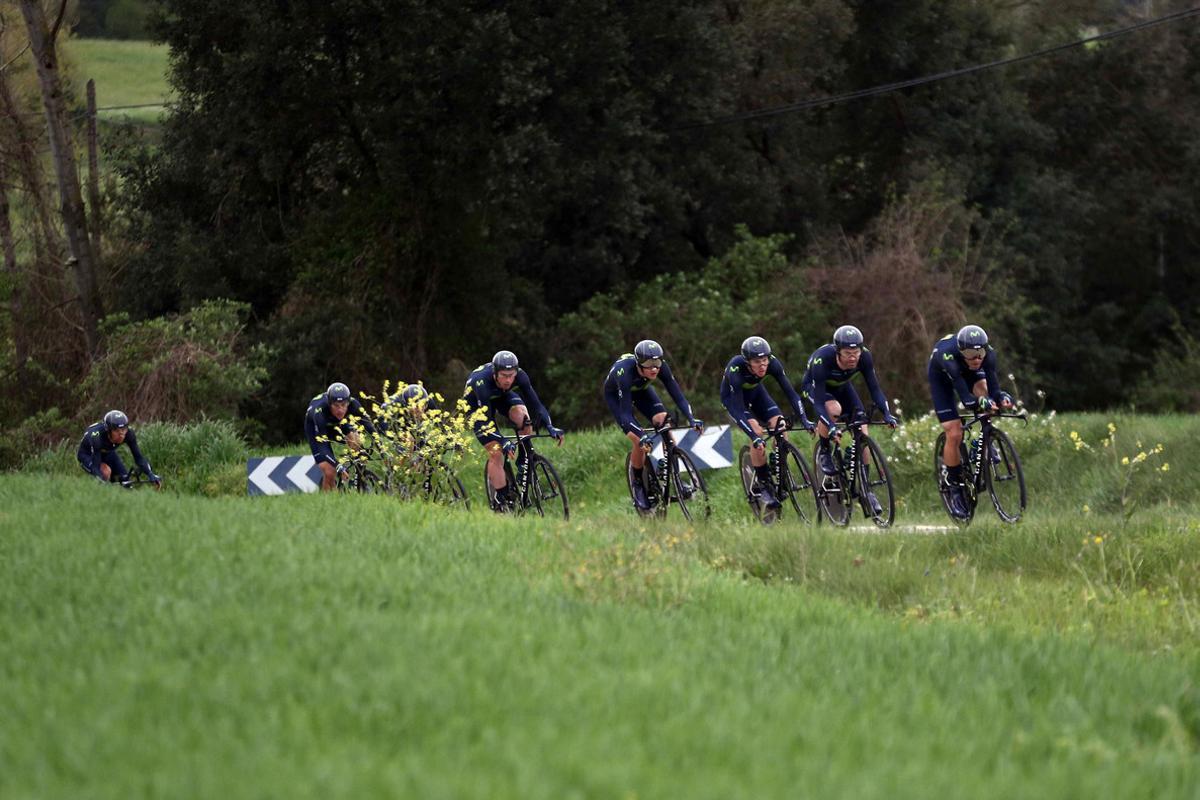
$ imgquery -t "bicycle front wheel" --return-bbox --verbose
[933,432,974,525]
[428,468,470,510]
[738,446,765,522]
[670,449,710,522]
[984,429,1026,523]
[530,455,569,519]
[778,441,818,524]
[857,436,895,528]
[812,441,851,526]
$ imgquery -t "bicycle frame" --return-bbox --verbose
[955,410,1027,501]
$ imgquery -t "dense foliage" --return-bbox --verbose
[3,0,1199,450]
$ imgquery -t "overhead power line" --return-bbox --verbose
[673,5,1200,132]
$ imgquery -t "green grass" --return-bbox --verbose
[2,475,1199,798]
[65,38,171,124]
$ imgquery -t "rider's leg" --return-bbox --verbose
[485,441,508,492]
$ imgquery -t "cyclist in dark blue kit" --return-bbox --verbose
[929,324,1015,518]
[77,410,161,488]
[802,325,897,513]
[603,339,703,511]
[464,351,564,510]
[720,336,814,509]
[305,382,377,491]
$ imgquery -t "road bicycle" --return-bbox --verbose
[812,410,896,528]
[336,448,383,494]
[737,417,818,524]
[626,417,710,522]
[118,466,162,490]
[484,432,569,519]
[934,410,1027,525]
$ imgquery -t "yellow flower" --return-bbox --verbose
[1161,463,1170,472]
[1093,536,1104,545]
[1107,423,1117,434]
[1070,431,1080,440]
[1082,504,1091,514]
[1121,456,1130,465]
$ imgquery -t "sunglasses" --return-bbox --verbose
[960,347,986,359]
[639,358,663,369]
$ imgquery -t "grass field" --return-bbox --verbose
[65,38,171,124]
[4,413,1200,797]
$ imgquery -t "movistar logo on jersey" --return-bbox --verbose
[730,366,739,373]
[943,353,955,361]
[811,357,823,365]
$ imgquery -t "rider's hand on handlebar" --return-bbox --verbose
[883,413,899,429]
[638,431,655,451]
[501,440,518,458]
[688,417,704,433]
[751,436,766,451]
[976,396,994,414]
[547,425,565,445]
[827,424,842,442]
[997,392,1015,410]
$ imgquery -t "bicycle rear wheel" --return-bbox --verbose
[778,441,818,524]
[933,432,974,525]
[984,429,1026,523]
[857,436,895,528]
[670,449,710,522]
[530,454,569,519]
[812,442,851,526]
[738,446,766,522]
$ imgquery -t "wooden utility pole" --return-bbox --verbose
[18,0,103,355]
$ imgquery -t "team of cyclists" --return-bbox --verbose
[80,324,1014,520]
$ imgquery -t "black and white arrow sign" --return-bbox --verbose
[649,424,733,470]
[247,456,323,495]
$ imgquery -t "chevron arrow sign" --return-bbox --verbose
[247,456,324,495]
[649,424,733,470]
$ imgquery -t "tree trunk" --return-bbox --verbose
[0,158,27,372]
[18,0,104,355]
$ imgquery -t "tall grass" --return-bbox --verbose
[2,475,1199,798]
[65,38,170,124]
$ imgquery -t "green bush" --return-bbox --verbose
[80,299,271,424]
[547,226,832,426]
[1131,326,1200,413]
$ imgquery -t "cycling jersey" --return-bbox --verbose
[305,394,376,466]
[603,355,694,436]
[77,422,153,481]
[463,363,554,445]
[719,354,809,437]
[927,334,1003,422]
[801,344,891,429]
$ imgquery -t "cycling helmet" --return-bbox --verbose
[633,339,664,365]
[956,325,988,351]
[325,382,352,403]
[833,325,864,350]
[741,336,771,360]
[491,350,519,371]
[103,409,129,430]
[399,383,428,403]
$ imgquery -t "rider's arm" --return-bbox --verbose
[346,398,378,436]
[606,370,643,436]
[939,351,978,408]
[807,359,838,429]
[515,370,554,431]
[77,430,104,478]
[982,350,1005,404]
[124,429,154,475]
[858,351,892,417]
[768,358,811,426]
[657,363,694,421]
[720,368,756,438]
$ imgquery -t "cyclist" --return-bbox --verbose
[929,324,1015,518]
[603,339,704,511]
[77,410,161,488]
[802,325,897,514]
[378,383,432,437]
[720,336,815,509]
[305,382,377,491]
[464,351,564,511]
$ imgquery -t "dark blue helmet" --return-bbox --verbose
[400,383,428,404]
[956,325,988,352]
[103,409,129,431]
[741,336,771,360]
[491,350,519,371]
[633,340,664,366]
[325,382,352,403]
[833,325,864,350]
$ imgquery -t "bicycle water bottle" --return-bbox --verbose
[968,438,979,462]
[768,450,778,470]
